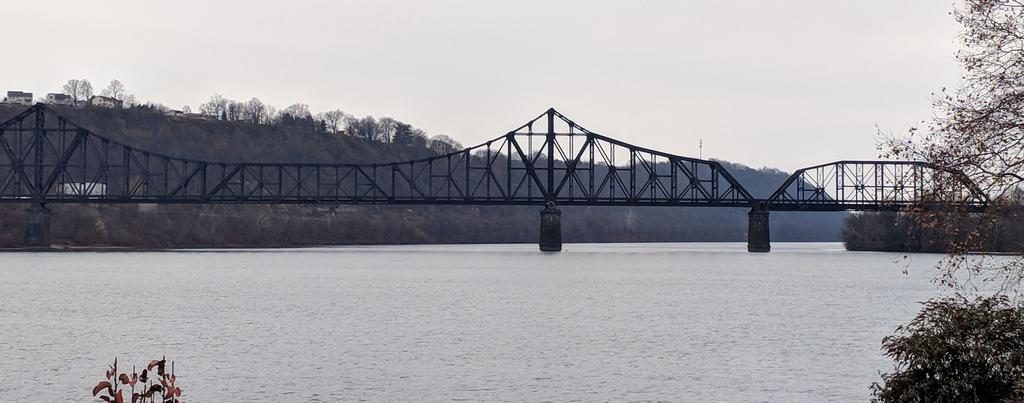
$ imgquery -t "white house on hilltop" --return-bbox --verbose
[45,93,73,106]
[88,95,123,109]
[4,91,33,105]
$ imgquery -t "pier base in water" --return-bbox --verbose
[747,208,770,253]
[24,204,50,248]
[539,205,562,252]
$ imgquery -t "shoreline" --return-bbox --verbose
[2,243,1019,255]
[0,240,843,253]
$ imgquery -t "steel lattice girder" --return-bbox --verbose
[0,104,988,211]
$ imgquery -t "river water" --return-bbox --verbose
[0,243,945,402]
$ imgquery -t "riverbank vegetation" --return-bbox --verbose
[871,296,1024,402]
[842,203,1024,253]
[93,357,184,403]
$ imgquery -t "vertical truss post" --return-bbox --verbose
[33,106,44,200]
[540,109,563,252]
[546,108,555,199]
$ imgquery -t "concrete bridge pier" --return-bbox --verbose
[24,204,51,248]
[539,202,562,252]
[747,207,770,253]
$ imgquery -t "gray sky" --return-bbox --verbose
[0,1,961,171]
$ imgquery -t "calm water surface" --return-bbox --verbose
[0,243,944,402]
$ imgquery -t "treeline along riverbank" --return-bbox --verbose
[0,104,845,248]
[842,208,1024,253]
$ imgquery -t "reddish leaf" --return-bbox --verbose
[148,359,166,376]
[93,381,112,396]
[114,390,124,403]
[119,373,130,385]
[132,392,140,403]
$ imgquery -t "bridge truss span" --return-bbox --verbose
[764,160,989,211]
[0,104,991,252]
[0,104,755,207]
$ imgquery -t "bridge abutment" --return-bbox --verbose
[539,204,562,252]
[747,208,770,253]
[23,204,51,248]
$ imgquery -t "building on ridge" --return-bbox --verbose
[88,95,123,109]
[45,93,73,106]
[3,91,33,105]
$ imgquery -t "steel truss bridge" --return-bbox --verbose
[0,104,989,251]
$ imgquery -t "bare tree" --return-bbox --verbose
[265,105,279,126]
[848,4,1024,397]
[886,0,1024,296]
[345,116,380,141]
[62,79,94,103]
[314,112,325,128]
[243,98,268,124]
[282,103,311,118]
[226,101,244,121]
[78,80,93,102]
[377,117,397,143]
[320,109,347,134]
[428,134,463,154]
[199,94,229,118]
[344,116,361,137]
[101,79,127,101]
[62,79,82,102]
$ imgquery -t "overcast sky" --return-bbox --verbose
[0,1,961,171]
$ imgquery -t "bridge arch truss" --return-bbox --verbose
[764,160,989,211]
[0,104,755,207]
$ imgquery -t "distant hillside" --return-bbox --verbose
[0,104,845,248]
